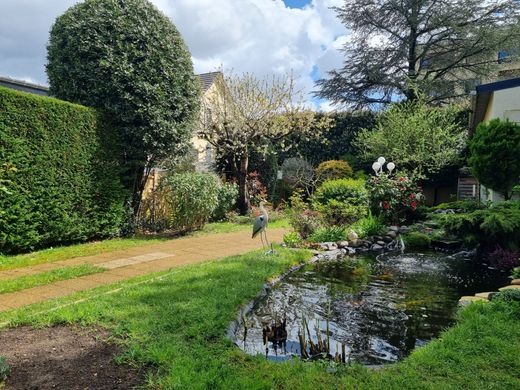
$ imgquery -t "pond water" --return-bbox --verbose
[232,251,508,365]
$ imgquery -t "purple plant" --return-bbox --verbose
[488,245,519,270]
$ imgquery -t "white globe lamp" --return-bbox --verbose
[377,156,386,165]
[387,162,395,173]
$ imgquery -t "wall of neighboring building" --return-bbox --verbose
[483,86,520,123]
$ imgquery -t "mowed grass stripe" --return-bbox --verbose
[0,264,105,295]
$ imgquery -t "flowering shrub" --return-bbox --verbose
[366,173,424,223]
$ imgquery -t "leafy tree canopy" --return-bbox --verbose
[317,0,520,108]
[47,0,200,213]
[354,99,467,178]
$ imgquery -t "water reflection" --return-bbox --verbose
[234,252,507,365]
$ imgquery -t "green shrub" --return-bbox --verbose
[434,200,486,213]
[160,173,220,233]
[283,232,303,247]
[439,201,520,251]
[315,160,353,182]
[468,119,520,200]
[0,87,127,254]
[512,267,520,279]
[0,355,9,382]
[490,289,520,303]
[312,178,368,225]
[402,232,431,249]
[350,211,387,238]
[308,226,347,243]
[212,182,238,221]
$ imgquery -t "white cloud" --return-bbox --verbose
[0,0,347,105]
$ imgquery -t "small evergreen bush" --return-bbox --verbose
[439,201,520,251]
[490,289,520,303]
[315,160,353,182]
[287,191,322,239]
[312,178,368,225]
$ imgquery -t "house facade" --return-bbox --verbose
[469,77,520,202]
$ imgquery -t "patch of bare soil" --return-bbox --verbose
[0,325,144,390]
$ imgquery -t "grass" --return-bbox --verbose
[0,248,519,389]
[0,237,167,272]
[0,218,290,272]
[0,264,104,295]
[199,218,290,235]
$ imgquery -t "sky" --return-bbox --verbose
[0,0,347,110]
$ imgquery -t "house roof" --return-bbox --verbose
[0,76,49,96]
[470,77,520,133]
[475,77,520,93]
[198,71,222,92]
[1,72,222,97]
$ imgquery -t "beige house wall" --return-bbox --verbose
[480,85,520,203]
[483,86,520,123]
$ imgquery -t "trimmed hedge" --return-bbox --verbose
[0,86,127,253]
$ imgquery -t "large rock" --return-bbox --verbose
[386,231,397,239]
[499,285,520,291]
[511,279,520,286]
[382,236,393,243]
[376,240,386,246]
[337,241,349,248]
[389,226,399,232]
[321,242,338,251]
[398,226,411,234]
[371,244,384,251]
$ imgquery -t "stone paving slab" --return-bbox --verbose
[0,228,287,313]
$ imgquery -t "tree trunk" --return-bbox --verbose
[237,154,251,215]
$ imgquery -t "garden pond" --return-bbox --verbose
[231,251,509,366]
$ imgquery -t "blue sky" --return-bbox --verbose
[0,0,346,111]
[283,0,313,8]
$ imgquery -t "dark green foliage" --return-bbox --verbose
[439,201,520,251]
[313,178,368,225]
[469,119,520,200]
[433,200,486,213]
[491,289,520,303]
[283,232,303,247]
[47,0,200,211]
[512,266,520,279]
[280,112,376,165]
[350,211,387,238]
[0,87,127,254]
[308,226,348,243]
[402,232,431,249]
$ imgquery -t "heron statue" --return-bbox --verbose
[252,201,274,254]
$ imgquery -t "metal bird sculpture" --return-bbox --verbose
[252,201,274,254]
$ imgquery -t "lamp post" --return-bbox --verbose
[372,157,395,176]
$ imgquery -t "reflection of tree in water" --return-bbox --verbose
[239,253,507,365]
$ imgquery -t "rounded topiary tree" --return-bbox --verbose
[46,0,200,215]
[468,119,520,200]
[316,160,353,182]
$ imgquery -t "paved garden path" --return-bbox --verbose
[0,228,287,313]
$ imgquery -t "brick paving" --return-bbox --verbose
[0,228,287,312]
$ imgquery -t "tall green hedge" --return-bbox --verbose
[0,87,128,253]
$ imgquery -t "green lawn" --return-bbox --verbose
[0,219,289,272]
[0,248,518,389]
[0,264,104,295]
[0,237,167,272]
